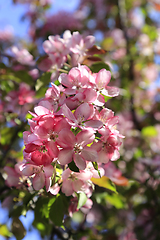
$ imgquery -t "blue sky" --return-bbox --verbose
[0,0,79,38]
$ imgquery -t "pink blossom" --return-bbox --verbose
[4,166,22,187]
[33,115,70,143]
[61,168,92,196]
[24,140,58,166]
[95,107,119,128]
[91,128,122,163]
[44,83,66,112]
[43,35,69,68]
[10,46,35,66]
[5,83,35,120]
[64,30,95,56]
[62,103,103,130]
[59,65,92,94]
[57,128,97,170]
[5,83,35,107]
[48,183,60,195]
[20,163,53,191]
[103,162,128,186]
[59,66,119,107]
[0,27,14,42]
[92,69,119,104]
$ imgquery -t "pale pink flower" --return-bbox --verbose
[91,128,122,163]
[28,68,39,80]
[20,163,53,191]
[48,183,60,195]
[92,69,119,106]
[64,30,95,56]
[33,115,70,142]
[61,168,92,196]
[0,27,14,42]
[59,65,92,94]
[95,108,119,128]
[43,35,69,68]
[45,83,66,112]
[62,103,103,130]
[10,46,35,66]
[5,83,35,106]
[5,83,35,120]
[4,166,22,187]
[103,162,128,186]
[57,128,97,170]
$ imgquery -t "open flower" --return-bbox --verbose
[61,168,92,196]
[24,140,58,166]
[57,128,97,170]
[20,163,53,191]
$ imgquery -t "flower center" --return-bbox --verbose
[49,132,58,141]
[74,143,83,154]
[39,145,47,153]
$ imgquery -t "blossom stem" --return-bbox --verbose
[58,69,68,73]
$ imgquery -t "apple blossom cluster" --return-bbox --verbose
[3,31,124,214]
[4,63,123,214]
[38,30,96,80]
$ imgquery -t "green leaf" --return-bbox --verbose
[90,62,111,73]
[142,126,157,137]
[35,72,52,98]
[92,162,101,177]
[9,205,25,218]
[102,94,112,103]
[77,192,88,210]
[0,224,12,237]
[14,70,34,86]
[104,193,125,209]
[95,192,125,209]
[34,197,49,221]
[11,217,26,240]
[0,127,14,145]
[49,194,68,226]
[91,176,117,193]
[142,24,157,41]
[68,161,79,172]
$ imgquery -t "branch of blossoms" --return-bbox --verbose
[3,31,124,219]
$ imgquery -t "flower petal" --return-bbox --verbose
[43,165,54,177]
[62,179,74,196]
[102,86,119,97]
[49,183,60,195]
[22,164,40,176]
[73,153,86,170]
[58,149,73,165]
[32,171,45,191]
[73,179,84,192]
[96,69,111,89]
[75,103,91,121]
[81,147,98,162]
[58,128,75,147]
[76,130,95,146]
